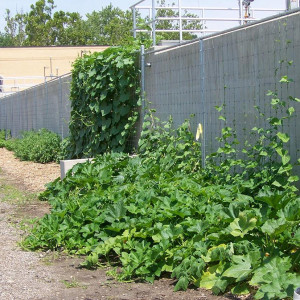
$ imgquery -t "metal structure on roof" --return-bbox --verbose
[131,0,300,45]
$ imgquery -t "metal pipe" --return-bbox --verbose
[133,5,283,11]
[239,0,243,25]
[199,39,206,168]
[132,7,137,38]
[140,45,145,119]
[135,29,226,33]
[132,0,286,42]
[135,6,240,10]
[156,16,249,21]
[144,8,300,55]
[178,0,183,41]
[152,0,156,46]
[50,57,53,77]
[129,0,146,9]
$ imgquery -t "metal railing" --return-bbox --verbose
[131,0,298,45]
[0,76,59,98]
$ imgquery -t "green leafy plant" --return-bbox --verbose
[22,75,300,299]
[67,43,143,158]
[0,130,16,150]
[13,128,61,163]
[0,130,6,148]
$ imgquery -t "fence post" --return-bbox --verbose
[140,45,145,120]
[59,76,63,139]
[200,39,206,168]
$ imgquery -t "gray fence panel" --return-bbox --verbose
[145,41,202,129]
[144,10,300,168]
[0,74,72,138]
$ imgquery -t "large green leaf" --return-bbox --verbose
[261,218,289,236]
[250,256,291,287]
[255,188,289,210]
[277,132,290,143]
[223,255,253,282]
[229,213,257,237]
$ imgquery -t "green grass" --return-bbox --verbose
[61,278,86,289]
[0,180,37,205]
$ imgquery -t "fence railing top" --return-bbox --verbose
[132,0,299,46]
[143,7,300,56]
[0,72,72,100]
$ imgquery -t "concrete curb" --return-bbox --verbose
[60,158,93,179]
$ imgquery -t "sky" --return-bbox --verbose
[0,0,287,33]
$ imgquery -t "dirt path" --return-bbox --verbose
[0,148,236,300]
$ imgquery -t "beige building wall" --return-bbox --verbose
[0,46,108,94]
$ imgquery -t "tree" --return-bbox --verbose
[85,5,133,45]
[0,33,14,47]
[2,1,139,46]
[24,0,55,46]
[49,11,90,45]
[3,9,26,46]
[4,0,90,46]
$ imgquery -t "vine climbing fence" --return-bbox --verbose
[142,8,300,169]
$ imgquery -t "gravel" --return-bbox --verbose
[0,202,60,300]
[0,148,61,299]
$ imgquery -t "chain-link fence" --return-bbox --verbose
[0,74,71,139]
[142,9,300,168]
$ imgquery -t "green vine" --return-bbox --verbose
[67,44,142,158]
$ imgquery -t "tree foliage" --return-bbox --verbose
[0,0,133,46]
[85,5,133,46]
[0,32,14,47]
[4,9,26,46]
[0,0,202,47]
[24,0,55,46]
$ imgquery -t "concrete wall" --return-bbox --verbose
[0,46,108,79]
[144,9,300,166]
[0,74,71,138]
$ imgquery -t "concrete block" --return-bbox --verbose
[60,158,93,179]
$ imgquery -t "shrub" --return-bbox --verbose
[57,137,71,162]
[3,139,16,151]
[0,130,5,141]
[0,130,5,148]
[13,129,61,163]
[0,130,15,149]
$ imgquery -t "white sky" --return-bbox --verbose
[0,0,287,33]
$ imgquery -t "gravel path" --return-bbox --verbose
[0,202,60,300]
[0,148,60,192]
[0,150,66,299]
